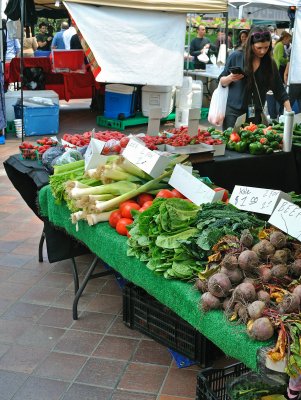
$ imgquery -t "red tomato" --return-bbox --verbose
[139,201,153,213]
[137,193,154,206]
[120,203,140,218]
[119,200,137,209]
[116,218,133,236]
[156,189,175,199]
[109,210,122,228]
[171,189,185,199]
[119,137,130,148]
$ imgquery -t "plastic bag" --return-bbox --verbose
[208,82,229,126]
[42,146,65,172]
[53,150,83,166]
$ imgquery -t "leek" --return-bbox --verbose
[69,181,138,199]
[86,210,117,226]
[71,210,87,224]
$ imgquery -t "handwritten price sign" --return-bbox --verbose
[269,199,301,241]
[122,138,170,178]
[229,186,291,215]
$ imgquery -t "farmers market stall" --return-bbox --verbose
[37,183,270,371]
[8,57,97,101]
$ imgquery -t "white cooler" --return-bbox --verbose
[5,90,59,121]
[142,85,175,118]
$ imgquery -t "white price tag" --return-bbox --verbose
[122,138,170,178]
[169,164,224,205]
[61,138,76,148]
[50,136,59,142]
[229,186,291,215]
[84,138,106,171]
[269,199,301,241]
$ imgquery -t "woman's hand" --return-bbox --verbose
[230,73,244,81]
[220,73,244,87]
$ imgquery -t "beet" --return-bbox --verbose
[247,300,266,320]
[247,317,274,341]
[201,292,221,312]
[232,282,256,303]
[258,265,272,283]
[293,285,301,300]
[290,259,301,277]
[257,290,270,304]
[220,266,244,284]
[207,273,232,298]
[269,231,287,249]
[237,305,248,322]
[271,249,288,265]
[271,264,288,278]
[221,254,238,271]
[222,297,232,311]
[238,250,259,272]
[195,278,208,293]
[278,293,300,314]
[252,240,275,261]
[240,229,253,248]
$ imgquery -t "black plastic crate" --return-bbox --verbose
[123,283,223,367]
[196,362,249,400]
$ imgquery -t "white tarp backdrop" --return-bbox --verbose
[289,8,301,84]
[64,2,186,86]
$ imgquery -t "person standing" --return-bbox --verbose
[23,27,38,57]
[5,34,20,61]
[235,30,249,49]
[189,25,211,70]
[51,22,69,49]
[36,22,52,51]
[219,26,291,130]
[273,31,292,81]
[63,25,76,50]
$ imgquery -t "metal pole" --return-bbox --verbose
[185,14,192,73]
[20,0,24,142]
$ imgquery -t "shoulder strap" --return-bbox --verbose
[253,74,264,111]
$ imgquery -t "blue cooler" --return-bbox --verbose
[104,84,135,119]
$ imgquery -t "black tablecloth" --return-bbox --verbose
[195,150,301,194]
[3,155,89,263]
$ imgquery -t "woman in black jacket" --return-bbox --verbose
[219,26,292,130]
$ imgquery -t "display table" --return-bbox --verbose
[38,184,270,371]
[7,57,98,101]
[196,150,301,194]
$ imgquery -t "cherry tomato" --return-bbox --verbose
[137,193,154,206]
[156,189,175,199]
[120,202,140,218]
[119,200,137,210]
[171,189,185,199]
[116,218,133,236]
[109,210,122,228]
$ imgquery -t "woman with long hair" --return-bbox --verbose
[273,31,292,81]
[23,27,38,57]
[219,26,292,130]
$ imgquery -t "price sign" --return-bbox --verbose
[169,164,224,205]
[269,199,301,241]
[122,138,170,178]
[229,186,291,215]
[84,138,106,171]
[61,138,76,149]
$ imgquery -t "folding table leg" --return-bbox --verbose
[38,230,45,262]
[72,256,114,320]
[71,257,79,294]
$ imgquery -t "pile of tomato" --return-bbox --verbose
[36,137,57,146]
[109,189,188,236]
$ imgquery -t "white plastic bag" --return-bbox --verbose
[208,82,229,126]
[197,52,209,63]
[217,43,227,66]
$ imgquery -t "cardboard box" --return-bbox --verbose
[212,143,226,157]
[165,143,214,154]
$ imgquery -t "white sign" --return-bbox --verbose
[229,186,291,215]
[50,136,59,142]
[169,164,224,205]
[268,199,301,242]
[84,138,106,171]
[61,138,76,148]
[122,138,170,178]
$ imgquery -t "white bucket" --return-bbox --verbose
[142,85,175,118]
[176,90,192,109]
[181,76,193,92]
[175,108,189,128]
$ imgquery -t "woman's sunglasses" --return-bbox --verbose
[251,31,271,42]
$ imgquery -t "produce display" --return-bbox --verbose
[293,122,301,147]
[222,123,283,155]
[40,130,301,384]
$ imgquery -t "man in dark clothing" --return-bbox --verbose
[36,22,52,51]
[189,25,211,70]
[70,33,82,50]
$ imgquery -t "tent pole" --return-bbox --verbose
[224,12,228,55]
[185,14,192,74]
[20,0,24,142]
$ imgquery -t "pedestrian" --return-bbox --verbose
[273,31,291,81]
[5,34,20,61]
[51,21,69,49]
[63,25,76,49]
[23,27,38,57]
[219,26,292,130]
[36,22,52,51]
[235,30,249,49]
[189,25,212,70]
